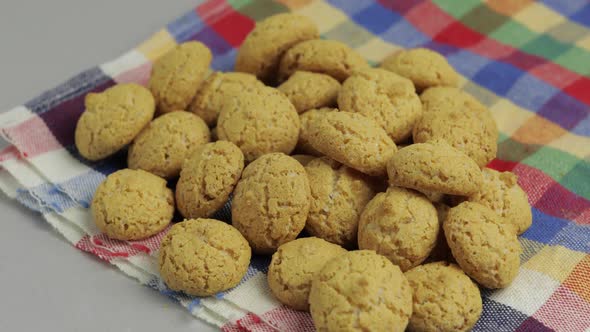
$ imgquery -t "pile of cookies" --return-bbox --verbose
[77,12,532,332]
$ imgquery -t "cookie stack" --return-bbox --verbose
[77,13,532,332]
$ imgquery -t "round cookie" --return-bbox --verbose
[307,111,397,176]
[305,157,376,248]
[231,153,310,254]
[278,71,341,113]
[158,218,251,296]
[420,86,488,114]
[405,262,482,332]
[235,13,319,83]
[217,86,300,162]
[381,48,459,91]
[176,141,245,219]
[188,71,263,126]
[268,237,346,311]
[412,107,498,167]
[278,39,369,82]
[358,187,439,271]
[149,41,212,113]
[469,168,532,235]
[91,169,174,240]
[127,111,210,179]
[387,140,483,196]
[297,107,336,156]
[291,154,317,167]
[75,83,155,161]
[309,250,413,332]
[444,202,521,289]
[338,68,422,143]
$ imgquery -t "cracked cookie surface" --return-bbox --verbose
[149,41,212,113]
[405,262,482,332]
[358,187,439,271]
[75,83,155,161]
[420,86,488,114]
[127,111,210,179]
[444,202,521,289]
[305,157,376,248]
[268,237,346,311]
[309,250,413,332]
[176,141,244,219]
[158,218,251,296]
[297,107,335,156]
[91,169,174,240]
[231,153,310,254]
[278,71,341,114]
[338,68,422,143]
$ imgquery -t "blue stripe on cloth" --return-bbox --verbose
[167,9,206,43]
[568,3,590,29]
[520,208,570,245]
[352,2,403,35]
[473,297,532,332]
[541,0,587,17]
[549,222,590,253]
[326,0,373,14]
[20,184,78,213]
[15,190,53,214]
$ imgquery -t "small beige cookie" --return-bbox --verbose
[305,157,376,248]
[297,107,335,156]
[278,71,341,113]
[217,86,300,162]
[278,39,369,82]
[405,262,482,332]
[149,41,212,114]
[268,237,346,311]
[469,168,532,235]
[338,68,422,143]
[158,218,251,296]
[413,107,498,167]
[188,71,263,126]
[387,140,483,196]
[235,13,319,83]
[231,153,310,254]
[309,250,413,332]
[381,48,459,91]
[358,187,439,271]
[291,154,316,167]
[127,111,210,179]
[176,141,245,219]
[91,169,174,240]
[420,86,488,114]
[307,111,397,176]
[444,202,521,289]
[75,83,155,161]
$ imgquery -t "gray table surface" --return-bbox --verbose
[0,1,218,331]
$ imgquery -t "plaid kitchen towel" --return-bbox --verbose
[1,0,590,331]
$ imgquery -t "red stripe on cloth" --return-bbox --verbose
[113,62,152,86]
[262,306,315,332]
[196,0,255,47]
[533,286,590,332]
[222,312,276,332]
[389,1,590,107]
[1,116,62,158]
[0,145,21,162]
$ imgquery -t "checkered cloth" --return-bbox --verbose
[1,0,589,331]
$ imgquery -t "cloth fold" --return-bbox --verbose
[1,1,589,331]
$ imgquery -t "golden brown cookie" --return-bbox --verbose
[158,218,251,296]
[381,48,459,91]
[188,71,263,126]
[291,154,317,167]
[176,141,245,219]
[358,187,439,271]
[278,39,369,82]
[338,68,422,143]
[149,41,212,113]
[387,140,483,196]
[91,169,173,240]
[309,250,413,332]
[75,83,155,161]
[235,13,319,83]
[412,107,498,167]
[444,202,521,289]
[127,111,210,179]
[305,157,376,248]
[268,237,346,311]
[469,168,532,235]
[278,71,341,113]
[405,262,482,332]
[297,107,335,156]
[217,86,300,162]
[231,153,310,254]
[420,86,488,114]
[307,111,397,176]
